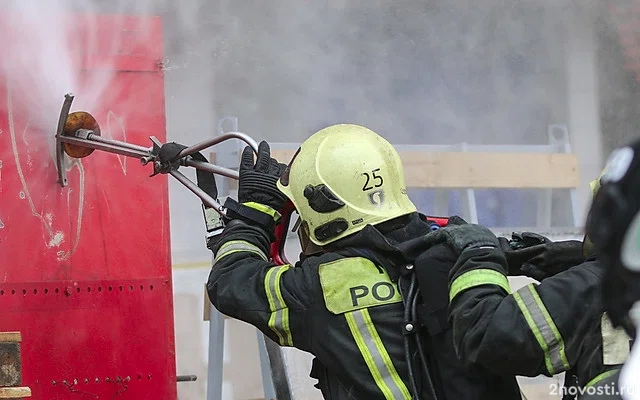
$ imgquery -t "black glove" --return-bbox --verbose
[498,232,585,281]
[446,215,468,226]
[156,141,219,202]
[421,223,501,256]
[238,141,288,211]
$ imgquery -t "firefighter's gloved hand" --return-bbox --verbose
[446,215,468,226]
[422,223,501,256]
[498,232,585,280]
[498,232,547,276]
[510,231,552,249]
[238,141,288,213]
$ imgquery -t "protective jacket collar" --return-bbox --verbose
[325,212,433,280]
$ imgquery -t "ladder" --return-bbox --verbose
[204,116,292,400]
[205,304,292,400]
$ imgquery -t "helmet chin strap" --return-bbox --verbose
[619,302,640,400]
[292,216,323,256]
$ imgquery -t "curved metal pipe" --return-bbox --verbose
[176,132,259,159]
[182,159,239,180]
[169,170,225,214]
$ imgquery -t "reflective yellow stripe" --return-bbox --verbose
[585,369,619,388]
[243,202,282,222]
[449,269,510,301]
[513,284,570,375]
[346,309,411,400]
[264,265,294,346]
[214,240,267,264]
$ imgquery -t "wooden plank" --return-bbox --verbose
[402,152,580,188]
[0,387,31,398]
[269,150,580,189]
[0,333,21,343]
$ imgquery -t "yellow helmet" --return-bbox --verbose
[276,124,417,247]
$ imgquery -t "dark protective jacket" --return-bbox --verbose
[579,369,624,400]
[207,212,521,400]
[447,245,633,397]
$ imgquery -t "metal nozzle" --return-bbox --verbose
[62,111,102,158]
[52,94,259,218]
[54,95,153,189]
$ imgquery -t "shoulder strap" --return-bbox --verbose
[411,214,457,337]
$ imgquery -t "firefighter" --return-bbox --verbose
[417,174,634,398]
[582,139,640,399]
[205,124,523,399]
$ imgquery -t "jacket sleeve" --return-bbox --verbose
[206,220,317,351]
[447,246,604,377]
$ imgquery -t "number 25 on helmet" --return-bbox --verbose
[277,124,417,247]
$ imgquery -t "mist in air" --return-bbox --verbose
[0,0,637,233]
[2,1,640,398]
[0,1,627,148]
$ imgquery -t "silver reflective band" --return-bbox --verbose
[214,240,267,264]
[265,266,293,346]
[346,309,411,400]
[514,284,570,375]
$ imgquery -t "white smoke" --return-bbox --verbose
[0,0,209,131]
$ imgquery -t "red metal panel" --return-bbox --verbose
[0,14,177,399]
[0,279,175,399]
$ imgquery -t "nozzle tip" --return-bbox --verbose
[62,111,101,158]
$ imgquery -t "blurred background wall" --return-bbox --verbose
[169,0,574,264]
[161,0,640,399]
[165,0,640,265]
